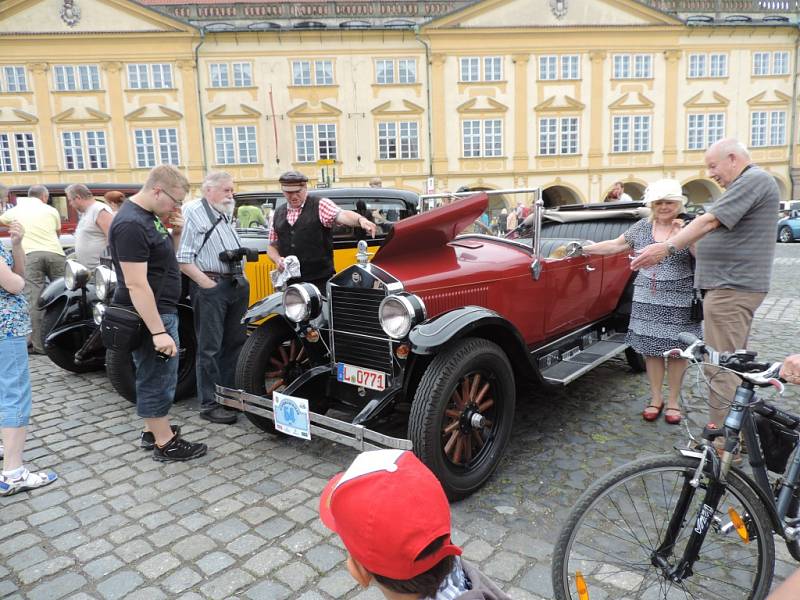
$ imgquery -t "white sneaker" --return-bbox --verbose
[0,468,57,496]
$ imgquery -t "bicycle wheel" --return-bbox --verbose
[552,454,775,600]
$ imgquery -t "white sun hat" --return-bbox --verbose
[642,179,687,207]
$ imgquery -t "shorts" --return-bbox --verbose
[132,313,179,419]
[0,336,33,427]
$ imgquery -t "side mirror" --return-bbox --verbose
[564,241,584,259]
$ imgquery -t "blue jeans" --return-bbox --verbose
[191,279,249,411]
[132,313,179,419]
[0,336,32,427]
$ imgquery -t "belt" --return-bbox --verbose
[203,271,233,282]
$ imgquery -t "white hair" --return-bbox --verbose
[202,171,233,192]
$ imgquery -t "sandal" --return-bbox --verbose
[642,404,664,421]
[0,468,57,496]
[664,408,682,425]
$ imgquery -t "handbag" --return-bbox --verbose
[690,289,704,323]
[100,272,167,352]
[100,305,145,351]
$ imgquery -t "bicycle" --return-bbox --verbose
[551,334,800,600]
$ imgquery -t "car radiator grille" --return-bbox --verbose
[330,286,393,374]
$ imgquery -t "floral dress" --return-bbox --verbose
[0,245,31,339]
[623,219,702,356]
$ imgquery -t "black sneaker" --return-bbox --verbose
[200,406,237,424]
[140,425,181,450]
[153,434,207,462]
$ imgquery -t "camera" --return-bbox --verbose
[219,248,259,287]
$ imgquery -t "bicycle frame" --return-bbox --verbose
[656,379,800,582]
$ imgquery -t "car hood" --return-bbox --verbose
[373,192,488,264]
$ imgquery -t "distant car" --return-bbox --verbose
[777,210,800,243]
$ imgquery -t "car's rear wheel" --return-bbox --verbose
[234,318,312,433]
[409,337,515,501]
[779,225,794,243]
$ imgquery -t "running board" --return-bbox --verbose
[540,333,629,385]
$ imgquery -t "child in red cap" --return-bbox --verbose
[319,449,512,599]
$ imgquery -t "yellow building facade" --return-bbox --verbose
[1,0,798,206]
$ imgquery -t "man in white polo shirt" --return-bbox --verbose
[0,185,65,353]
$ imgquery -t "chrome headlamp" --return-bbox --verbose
[95,265,116,302]
[92,302,106,325]
[379,293,426,339]
[283,283,323,323]
[64,259,90,291]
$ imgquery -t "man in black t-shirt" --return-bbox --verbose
[108,165,207,462]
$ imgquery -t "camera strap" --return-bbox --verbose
[196,197,224,259]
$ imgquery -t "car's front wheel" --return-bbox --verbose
[409,337,515,501]
[779,225,795,243]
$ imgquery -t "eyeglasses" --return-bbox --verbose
[159,187,182,206]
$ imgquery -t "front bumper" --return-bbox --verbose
[215,384,412,452]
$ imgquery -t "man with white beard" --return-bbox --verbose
[177,171,248,424]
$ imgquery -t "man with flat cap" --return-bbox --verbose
[267,171,377,291]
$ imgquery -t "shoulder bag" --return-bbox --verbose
[100,274,167,352]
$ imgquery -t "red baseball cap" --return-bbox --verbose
[319,449,462,580]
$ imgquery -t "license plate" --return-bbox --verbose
[337,363,388,391]
[272,391,311,440]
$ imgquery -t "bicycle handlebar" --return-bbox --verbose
[665,335,785,392]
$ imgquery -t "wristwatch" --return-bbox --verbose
[665,241,677,257]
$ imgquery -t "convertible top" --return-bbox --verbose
[543,206,650,223]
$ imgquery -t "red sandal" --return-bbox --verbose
[664,408,682,425]
[642,404,664,421]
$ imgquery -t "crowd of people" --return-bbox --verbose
[2,136,800,596]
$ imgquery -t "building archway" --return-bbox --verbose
[772,174,789,201]
[542,184,583,208]
[602,180,646,202]
[681,178,721,205]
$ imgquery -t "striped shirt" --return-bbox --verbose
[268,196,340,243]
[425,556,469,600]
[176,198,242,273]
[695,164,778,293]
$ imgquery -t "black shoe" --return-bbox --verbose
[200,407,238,424]
[153,434,207,462]
[140,425,181,450]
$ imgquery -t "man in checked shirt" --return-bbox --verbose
[267,171,377,292]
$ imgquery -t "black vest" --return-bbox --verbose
[273,196,335,282]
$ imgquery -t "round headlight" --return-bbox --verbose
[379,294,426,339]
[64,259,90,291]
[283,283,322,323]
[92,302,106,325]
[95,265,116,302]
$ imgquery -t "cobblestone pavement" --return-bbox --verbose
[2,244,800,599]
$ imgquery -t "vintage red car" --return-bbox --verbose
[217,191,647,499]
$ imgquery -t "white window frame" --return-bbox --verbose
[709,53,728,78]
[378,121,419,160]
[292,60,334,86]
[560,116,579,154]
[54,65,100,91]
[0,132,38,172]
[133,127,180,168]
[127,63,173,89]
[376,59,394,84]
[688,54,707,78]
[538,117,579,155]
[750,111,768,147]
[398,59,416,84]
[770,110,787,146]
[210,63,229,88]
[561,55,580,80]
[232,63,252,87]
[613,54,652,79]
[294,123,338,163]
[61,130,108,170]
[292,61,312,86]
[773,51,790,76]
[314,60,334,85]
[214,125,258,164]
[539,55,558,81]
[2,66,28,92]
[687,112,725,150]
[612,115,651,153]
[462,119,502,158]
[753,52,771,76]
[460,57,480,82]
[483,56,503,81]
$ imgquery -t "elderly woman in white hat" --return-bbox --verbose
[583,179,701,425]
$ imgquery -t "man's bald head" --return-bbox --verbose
[704,138,752,189]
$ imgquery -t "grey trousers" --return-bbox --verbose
[24,251,65,353]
